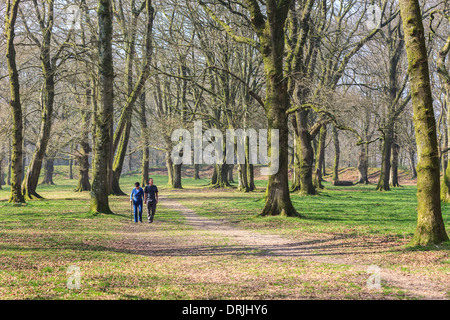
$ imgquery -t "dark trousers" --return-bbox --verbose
[147,200,157,222]
[133,201,143,222]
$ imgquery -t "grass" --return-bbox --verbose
[174,181,450,239]
[0,166,448,299]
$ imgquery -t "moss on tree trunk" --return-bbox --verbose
[139,92,150,187]
[399,0,449,245]
[314,125,326,189]
[75,86,92,192]
[166,150,174,186]
[211,163,231,189]
[390,137,400,187]
[90,0,115,215]
[377,127,393,191]
[0,157,3,189]
[6,0,25,204]
[332,126,340,182]
[110,0,154,196]
[296,109,316,195]
[111,121,131,196]
[23,5,57,198]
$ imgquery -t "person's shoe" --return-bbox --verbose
[148,220,152,223]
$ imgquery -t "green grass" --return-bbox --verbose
[173,181,450,240]
[0,167,448,299]
[0,169,196,299]
[3,168,448,240]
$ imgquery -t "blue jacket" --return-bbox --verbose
[130,187,144,203]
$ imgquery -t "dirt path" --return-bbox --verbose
[160,195,448,300]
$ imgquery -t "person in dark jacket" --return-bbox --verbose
[144,178,159,223]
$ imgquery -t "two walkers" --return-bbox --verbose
[130,178,159,223]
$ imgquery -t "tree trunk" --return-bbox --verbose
[438,28,450,202]
[408,148,417,179]
[111,121,131,196]
[172,164,182,189]
[110,0,154,195]
[260,87,298,215]
[290,150,301,192]
[238,163,250,192]
[0,152,5,186]
[0,156,3,189]
[211,165,217,185]
[40,158,55,185]
[5,0,25,203]
[238,136,251,192]
[194,164,200,180]
[294,109,315,195]
[313,168,322,190]
[238,0,298,216]
[171,126,183,189]
[390,136,400,187]
[22,0,56,200]
[444,114,448,171]
[75,146,91,192]
[377,127,393,191]
[69,143,74,180]
[90,0,114,214]
[7,142,11,186]
[247,163,255,191]
[357,144,370,184]
[22,140,26,183]
[332,126,340,182]
[245,134,255,191]
[75,86,92,192]
[261,105,298,216]
[166,150,174,186]
[314,125,326,189]
[228,164,234,183]
[139,92,150,187]
[128,153,132,173]
[400,0,449,245]
[69,158,74,180]
[441,93,450,202]
[211,163,231,188]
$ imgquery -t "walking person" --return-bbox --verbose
[130,182,144,223]
[144,178,159,223]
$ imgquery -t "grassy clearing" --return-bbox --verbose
[170,178,450,288]
[0,170,192,299]
[174,181,450,238]
[0,168,448,299]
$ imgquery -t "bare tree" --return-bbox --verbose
[90,0,115,214]
[399,0,449,245]
[5,0,25,203]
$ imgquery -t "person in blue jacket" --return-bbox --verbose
[130,182,144,223]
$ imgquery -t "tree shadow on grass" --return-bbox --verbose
[2,231,405,259]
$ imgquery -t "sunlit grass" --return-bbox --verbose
[0,166,448,299]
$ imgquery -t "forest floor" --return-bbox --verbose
[0,168,448,299]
